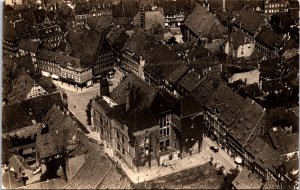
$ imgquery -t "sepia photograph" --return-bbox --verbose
[1,0,299,189]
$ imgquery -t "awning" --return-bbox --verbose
[41,71,51,77]
[235,157,243,164]
[51,74,59,79]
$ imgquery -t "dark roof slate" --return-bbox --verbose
[2,92,64,133]
[183,3,225,38]
[18,39,40,53]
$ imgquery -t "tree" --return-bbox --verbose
[86,99,92,125]
[220,168,239,190]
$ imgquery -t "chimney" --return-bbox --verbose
[223,0,226,12]
[100,78,110,97]
[126,82,131,112]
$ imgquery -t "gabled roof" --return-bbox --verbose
[7,69,46,104]
[206,83,265,146]
[224,30,248,49]
[232,168,263,189]
[177,70,204,93]
[2,91,64,133]
[67,28,104,66]
[245,136,282,174]
[228,98,265,147]
[36,77,58,93]
[143,42,180,65]
[190,57,221,70]
[36,131,64,159]
[122,29,154,59]
[262,179,280,190]
[285,69,299,87]
[165,62,190,83]
[8,154,33,172]
[233,6,267,35]
[183,3,225,38]
[64,148,132,189]
[110,74,158,112]
[106,24,124,44]
[37,49,88,72]
[187,45,210,60]
[255,27,283,49]
[268,127,299,155]
[191,78,220,110]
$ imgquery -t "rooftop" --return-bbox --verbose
[183,3,225,38]
[232,168,264,189]
[233,6,267,35]
[3,91,64,133]
[36,131,64,160]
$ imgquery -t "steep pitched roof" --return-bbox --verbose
[36,131,64,159]
[143,42,180,65]
[255,27,283,49]
[268,127,299,155]
[224,30,247,49]
[165,62,190,83]
[177,70,204,93]
[122,29,154,59]
[191,78,220,110]
[67,29,104,66]
[37,49,87,72]
[36,77,58,93]
[110,74,157,112]
[183,3,225,38]
[2,92,64,133]
[65,148,132,189]
[206,83,265,147]
[233,6,267,35]
[8,154,33,172]
[7,69,46,104]
[232,168,263,189]
[245,136,282,174]
[228,99,265,147]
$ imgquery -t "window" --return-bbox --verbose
[121,137,125,144]
[122,148,125,155]
[116,131,120,139]
[166,140,170,147]
[116,143,120,151]
[160,141,164,151]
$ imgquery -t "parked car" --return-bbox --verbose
[210,146,219,153]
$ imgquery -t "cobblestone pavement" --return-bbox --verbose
[52,68,123,132]
[92,136,236,184]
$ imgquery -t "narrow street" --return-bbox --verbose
[53,68,123,132]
